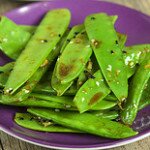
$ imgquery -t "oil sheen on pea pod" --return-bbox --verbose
[28,108,138,139]
[60,24,84,53]
[2,32,69,103]
[0,16,31,60]
[56,31,92,84]
[85,13,128,102]
[4,9,71,94]
[121,53,150,125]
[15,113,80,133]
[74,70,110,113]
[138,78,150,110]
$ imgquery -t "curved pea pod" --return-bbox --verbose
[15,113,80,133]
[0,16,31,60]
[138,78,150,110]
[4,9,71,94]
[28,108,138,139]
[60,24,84,53]
[56,31,92,84]
[121,53,150,125]
[51,66,73,96]
[92,99,117,110]
[90,110,119,120]
[74,70,110,113]
[85,13,128,102]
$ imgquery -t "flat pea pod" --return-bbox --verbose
[28,108,138,139]
[4,9,71,94]
[60,24,84,53]
[15,113,80,133]
[74,70,110,113]
[1,33,68,103]
[0,16,31,60]
[85,13,128,102]
[121,53,150,125]
[56,31,92,84]
[138,78,150,110]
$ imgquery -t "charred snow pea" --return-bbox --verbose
[0,16,31,59]
[85,13,128,102]
[56,31,92,84]
[15,113,80,132]
[121,53,150,125]
[1,32,69,103]
[4,9,71,94]
[74,70,110,113]
[60,24,84,53]
[28,108,138,139]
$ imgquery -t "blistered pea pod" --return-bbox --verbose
[4,9,71,95]
[1,31,69,103]
[56,31,92,84]
[15,113,80,133]
[85,13,128,102]
[28,108,138,139]
[0,17,31,59]
[74,70,111,113]
[121,53,150,125]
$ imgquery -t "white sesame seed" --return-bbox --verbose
[106,65,112,71]
[65,105,71,108]
[81,97,85,102]
[55,109,60,112]
[96,81,100,86]
[70,41,74,44]
[86,45,90,48]
[22,89,30,94]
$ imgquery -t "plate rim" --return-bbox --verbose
[1,0,150,149]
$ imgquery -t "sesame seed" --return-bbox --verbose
[106,65,112,71]
[96,81,100,86]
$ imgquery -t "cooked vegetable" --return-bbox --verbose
[85,13,128,102]
[121,53,150,125]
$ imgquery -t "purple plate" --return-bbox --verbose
[0,0,150,149]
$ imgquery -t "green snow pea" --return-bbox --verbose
[15,113,80,132]
[74,70,110,113]
[138,78,150,110]
[0,16,31,59]
[28,108,138,139]
[90,110,119,120]
[60,24,84,53]
[56,31,92,84]
[0,62,14,73]
[1,33,68,103]
[121,53,150,125]
[4,9,71,94]
[85,13,128,102]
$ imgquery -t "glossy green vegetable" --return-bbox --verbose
[85,13,128,102]
[74,70,110,113]
[121,53,150,125]
[28,108,138,139]
[15,113,80,132]
[56,31,92,84]
[0,16,31,59]
[60,24,84,53]
[139,79,150,110]
[4,9,71,94]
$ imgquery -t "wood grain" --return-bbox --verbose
[0,0,150,150]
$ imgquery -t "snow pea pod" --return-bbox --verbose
[0,16,31,60]
[4,9,71,94]
[74,70,110,113]
[138,78,150,110]
[28,108,138,139]
[121,53,150,125]
[60,24,84,53]
[85,13,128,102]
[56,31,92,84]
[15,113,80,133]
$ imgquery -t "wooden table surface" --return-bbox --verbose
[0,0,150,149]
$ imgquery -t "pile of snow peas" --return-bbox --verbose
[0,9,150,139]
